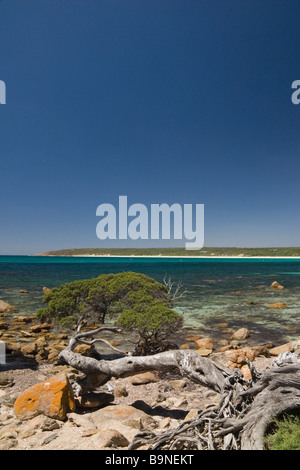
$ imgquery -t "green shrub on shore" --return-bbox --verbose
[116,292,183,354]
[265,414,300,450]
[36,271,183,354]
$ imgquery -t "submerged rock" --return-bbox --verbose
[194,337,214,350]
[270,281,284,290]
[230,328,250,341]
[268,302,288,309]
[0,300,16,313]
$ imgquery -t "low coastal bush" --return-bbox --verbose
[117,292,183,355]
[36,271,183,354]
[265,413,300,450]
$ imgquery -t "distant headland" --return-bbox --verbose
[38,247,300,258]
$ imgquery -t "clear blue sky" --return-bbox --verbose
[0,0,299,254]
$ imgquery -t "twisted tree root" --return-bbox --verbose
[59,332,300,450]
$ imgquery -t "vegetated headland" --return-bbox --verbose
[38,247,300,257]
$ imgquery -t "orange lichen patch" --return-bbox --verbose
[14,374,76,421]
[111,406,137,417]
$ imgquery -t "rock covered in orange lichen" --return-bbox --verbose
[14,373,76,421]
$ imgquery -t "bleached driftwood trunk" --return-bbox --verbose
[58,328,300,450]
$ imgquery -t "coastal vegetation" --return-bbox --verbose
[34,271,300,450]
[265,414,300,450]
[2,291,300,449]
[58,331,300,450]
[39,246,300,257]
[36,271,183,355]
[2,269,300,450]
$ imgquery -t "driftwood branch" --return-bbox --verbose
[69,325,128,355]
[163,275,187,300]
[58,332,300,450]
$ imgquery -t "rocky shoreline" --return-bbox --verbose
[0,293,299,451]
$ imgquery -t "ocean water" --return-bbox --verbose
[0,255,299,347]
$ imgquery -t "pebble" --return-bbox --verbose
[42,433,58,445]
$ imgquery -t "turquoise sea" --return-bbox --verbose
[0,255,300,347]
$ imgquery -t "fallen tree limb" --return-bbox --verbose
[59,347,232,393]
[58,331,300,450]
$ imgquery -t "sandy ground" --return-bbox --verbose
[0,353,275,450]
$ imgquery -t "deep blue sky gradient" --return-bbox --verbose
[0,0,299,254]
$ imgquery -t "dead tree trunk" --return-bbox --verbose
[58,329,300,450]
[237,365,300,449]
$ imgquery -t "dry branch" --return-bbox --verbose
[58,331,300,450]
[163,275,187,300]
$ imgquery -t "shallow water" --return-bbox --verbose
[0,256,299,347]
